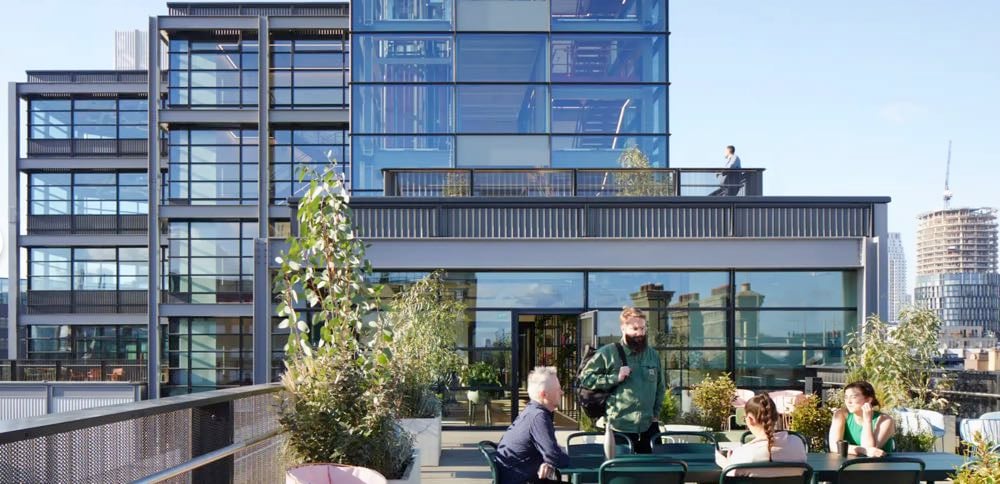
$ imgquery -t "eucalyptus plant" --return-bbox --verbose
[274,170,412,478]
[615,144,669,196]
[844,308,952,412]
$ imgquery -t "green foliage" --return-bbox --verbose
[461,361,501,388]
[844,308,952,412]
[615,145,669,196]
[383,271,466,418]
[893,426,936,452]
[951,432,1000,484]
[691,373,737,431]
[274,170,412,479]
[673,410,708,427]
[789,394,833,452]
[579,412,597,432]
[659,388,680,424]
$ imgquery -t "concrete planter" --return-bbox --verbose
[398,416,442,467]
[387,450,421,484]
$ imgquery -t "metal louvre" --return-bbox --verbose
[445,207,582,238]
[590,206,730,238]
[27,215,148,235]
[26,139,148,157]
[354,207,439,238]
[735,206,872,237]
[0,409,191,484]
[26,71,147,84]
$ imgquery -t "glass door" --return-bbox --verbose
[515,313,580,429]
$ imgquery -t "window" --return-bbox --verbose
[29,172,149,216]
[165,221,256,304]
[457,34,546,82]
[271,38,349,108]
[551,85,666,134]
[352,85,454,134]
[551,34,666,83]
[456,85,548,133]
[271,129,349,203]
[551,0,666,32]
[28,247,149,313]
[353,34,453,82]
[28,98,148,140]
[168,39,259,108]
[165,129,258,205]
[166,317,253,394]
[352,0,453,31]
[351,135,454,194]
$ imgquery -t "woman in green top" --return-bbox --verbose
[828,381,896,457]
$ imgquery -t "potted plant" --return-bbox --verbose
[951,433,1000,483]
[383,271,465,467]
[788,394,833,451]
[691,373,740,441]
[461,361,501,405]
[275,171,417,483]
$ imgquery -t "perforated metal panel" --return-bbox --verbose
[234,392,281,443]
[0,409,191,484]
[234,435,286,484]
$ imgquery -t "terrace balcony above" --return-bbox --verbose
[382,168,765,198]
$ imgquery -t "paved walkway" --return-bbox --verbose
[421,430,503,484]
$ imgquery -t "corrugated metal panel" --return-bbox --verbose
[590,206,730,238]
[354,207,438,238]
[445,207,582,238]
[51,397,134,414]
[0,398,47,420]
[735,206,872,237]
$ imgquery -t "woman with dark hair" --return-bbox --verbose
[715,393,807,476]
[828,381,896,456]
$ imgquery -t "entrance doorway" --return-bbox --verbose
[516,313,581,429]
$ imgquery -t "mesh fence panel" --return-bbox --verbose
[234,435,286,484]
[234,392,282,443]
[0,409,191,484]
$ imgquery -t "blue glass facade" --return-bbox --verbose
[351,0,669,194]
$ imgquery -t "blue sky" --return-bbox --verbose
[1,1,998,293]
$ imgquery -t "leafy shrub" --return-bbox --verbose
[951,432,1000,484]
[659,388,680,424]
[691,374,737,431]
[789,394,833,452]
[894,427,936,452]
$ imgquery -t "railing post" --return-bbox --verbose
[192,400,235,483]
[805,376,823,399]
[55,361,62,382]
[101,360,108,381]
[9,361,15,381]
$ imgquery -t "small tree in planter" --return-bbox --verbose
[461,361,502,404]
[691,373,737,432]
[275,171,414,481]
[382,271,465,466]
[789,394,833,451]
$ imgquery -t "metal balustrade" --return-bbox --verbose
[0,384,284,483]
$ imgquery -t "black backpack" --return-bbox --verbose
[575,342,628,420]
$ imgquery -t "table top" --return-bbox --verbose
[558,452,968,482]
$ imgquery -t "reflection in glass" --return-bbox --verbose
[735,350,842,387]
[551,135,667,168]
[351,135,454,193]
[353,0,454,31]
[734,271,858,308]
[588,272,729,308]
[352,85,454,134]
[735,310,856,348]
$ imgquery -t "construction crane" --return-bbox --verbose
[943,140,953,209]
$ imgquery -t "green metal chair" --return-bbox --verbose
[739,430,811,452]
[478,440,500,484]
[566,431,634,456]
[649,431,718,456]
[836,456,925,484]
[718,462,813,484]
[598,455,687,484]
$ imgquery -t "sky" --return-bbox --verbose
[1,0,998,293]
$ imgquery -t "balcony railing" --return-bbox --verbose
[0,384,283,483]
[383,168,764,198]
[27,215,148,235]
[1,359,150,383]
[27,139,148,157]
[25,290,148,314]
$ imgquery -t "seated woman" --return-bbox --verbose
[828,381,896,457]
[716,393,807,476]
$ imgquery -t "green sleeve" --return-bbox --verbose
[652,355,665,419]
[579,347,619,391]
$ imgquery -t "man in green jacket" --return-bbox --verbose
[579,307,664,453]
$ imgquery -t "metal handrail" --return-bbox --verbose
[134,428,284,483]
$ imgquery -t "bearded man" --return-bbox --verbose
[578,306,665,453]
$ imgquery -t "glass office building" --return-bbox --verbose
[7,2,890,429]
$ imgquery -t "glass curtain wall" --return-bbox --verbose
[270,129,349,203]
[167,37,259,108]
[164,221,256,304]
[29,172,149,216]
[25,325,148,360]
[270,37,349,108]
[165,129,259,205]
[28,98,148,140]
[351,0,669,195]
[165,317,253,395]
[371,270,858,427]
